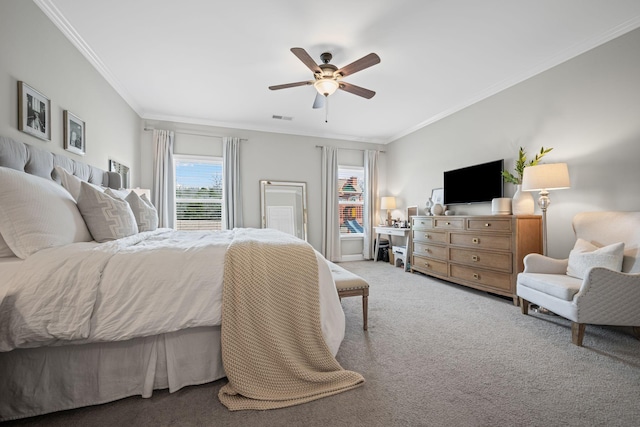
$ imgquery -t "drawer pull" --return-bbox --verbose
[446,222,450,225]
[473,273,480,280]
[472,237,479,244]
[424,248,431,253]
[425,234,430,239]
[425,262,430,268]
[471,255,478,262]
[484,223,490,227]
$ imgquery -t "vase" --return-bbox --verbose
[512,185,535,215]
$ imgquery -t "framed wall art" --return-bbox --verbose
[18,81,51,141]
[64,110,86,155]
[431,187,444,205]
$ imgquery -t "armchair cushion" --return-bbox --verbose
[518,273,582,301]
[566,239,624,279]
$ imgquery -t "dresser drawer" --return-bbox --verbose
[466,218,512,232]
[412,217,433,230]
[449,264,512,291]
[449,232,511,251]
[412,255,448,276]
[433,218,463,230]
[449,248,512,273]
[414,242,447,261]
[413,229,446,244]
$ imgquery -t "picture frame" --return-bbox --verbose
[18,81,51,141]
[431,187,444,205]
[64,110,86,155]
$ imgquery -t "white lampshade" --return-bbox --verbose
[314,79,339,96]
[521,163,571,191]
[380,196,396,210]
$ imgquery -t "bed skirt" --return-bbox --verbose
[0,326,225,421]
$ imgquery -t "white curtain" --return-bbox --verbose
[363,150,379,260]
[152,129,175,228]
[321,146,340,262]
[223,137,243,229]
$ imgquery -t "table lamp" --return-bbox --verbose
[522,163,570,255]
[380,196,396,226]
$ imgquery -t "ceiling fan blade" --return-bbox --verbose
[269,81,313,90]
[336,53,380,77]
[339,82,376,99]
[291,47,322,74]
[312,93,325,109]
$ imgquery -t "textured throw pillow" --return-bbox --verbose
[125,190,159,232]
[77,181,139,242]
[54,165,104,201]
[105,188,131,200]
[0,167,93,259]
[566,238,625,279]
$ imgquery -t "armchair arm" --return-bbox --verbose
[574,267,640,325]
[523,253,568,274]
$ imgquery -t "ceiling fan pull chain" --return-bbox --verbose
[325,95,329,123]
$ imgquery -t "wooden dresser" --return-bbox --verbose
[410,215,542,304]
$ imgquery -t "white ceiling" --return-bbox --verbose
[37,0,640,144]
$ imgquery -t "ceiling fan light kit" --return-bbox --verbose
[269,47,380,113]
[314,79,339,96]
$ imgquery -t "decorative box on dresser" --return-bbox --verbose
[411,215,542,305]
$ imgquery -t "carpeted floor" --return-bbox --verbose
[6,260,640,427]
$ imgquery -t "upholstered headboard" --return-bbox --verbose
[0,136,121,189]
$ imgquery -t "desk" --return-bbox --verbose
[374,226,410,269]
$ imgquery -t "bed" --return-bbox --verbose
[0,136,348,420]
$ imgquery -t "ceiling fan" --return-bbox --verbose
[269,47,381,109]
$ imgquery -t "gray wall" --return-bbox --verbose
[386,28,640,259]
[0,0,140,183]
[140,121,385,253]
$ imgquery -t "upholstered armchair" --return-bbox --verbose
[517,211,640,346]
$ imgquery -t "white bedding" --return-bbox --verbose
[0,228,344,354]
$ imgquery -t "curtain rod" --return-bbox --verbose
[315,145,385,153]
[144,128,247,141]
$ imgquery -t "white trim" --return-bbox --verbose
[340,254,365,262]
[34,0,143,115]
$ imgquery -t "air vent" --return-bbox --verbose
[272,115,293,121]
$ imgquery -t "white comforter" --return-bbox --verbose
[0,228,345,353]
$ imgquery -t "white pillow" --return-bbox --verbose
[54,165,104,201]
[125,191,159,232]
[77,181,139,242]
[0,167,93,259]
[0,233,16,258]
[566,238,625,279]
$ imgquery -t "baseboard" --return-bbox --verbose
[340,254,365,262]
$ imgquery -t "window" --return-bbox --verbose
[338,166,365,235]
[174,155,223,231]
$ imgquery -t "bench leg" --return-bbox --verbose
[571,322,586,346]
[362,293,368,331]
[519,297,529,315]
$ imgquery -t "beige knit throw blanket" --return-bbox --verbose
[218,229,364,410]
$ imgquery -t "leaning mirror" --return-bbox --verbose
[260,180,307,241]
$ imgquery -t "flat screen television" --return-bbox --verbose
[444,159,504,205]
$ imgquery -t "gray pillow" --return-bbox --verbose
[54,165,104,201]
[125,190,159,232]
[77,181,139,242]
